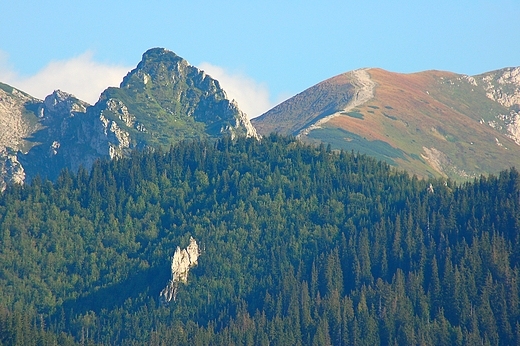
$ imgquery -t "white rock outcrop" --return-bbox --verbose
[227,100,259,139]
[481,67,520,108]
[106,98,135,127]
[0,149,25,191]
[160,237,200,303]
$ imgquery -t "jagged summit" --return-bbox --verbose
[98,47,257,143]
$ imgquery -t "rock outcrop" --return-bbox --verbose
[479,67,520,108]
[0,85,40,151]
[160,237,200,303]
[475,67,520,146]
[0,83,41,190]
[0,148,25,191]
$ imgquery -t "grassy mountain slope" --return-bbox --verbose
[250,72,356,135]
[253,67,520,181]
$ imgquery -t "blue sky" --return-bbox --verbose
[1,1,519,117]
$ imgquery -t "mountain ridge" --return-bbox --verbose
[2,51,519,185]
[252,66,520,181]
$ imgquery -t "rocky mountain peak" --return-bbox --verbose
[100,47,257,141]
[121,48,188,89]
[39,90,88,120]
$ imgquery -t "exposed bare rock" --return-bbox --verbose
[462,75,478,86]
[160,237,200,303]
[421,147,474,179]
[96,114,131,159]
[226,100,259,139]
[39,90,88,120]
[495,110,520,145]
[106,98,135,127]
[478,67,520,108]
[0,85,40,152]
[0,148,25,191]
[0,84,41,189]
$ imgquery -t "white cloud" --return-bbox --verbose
[0,51,131,105]
[198,62,275,118]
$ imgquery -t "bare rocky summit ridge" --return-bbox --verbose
[0,48,258,189]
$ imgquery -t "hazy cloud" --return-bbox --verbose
[0,51,17,82]
[0,51,131,104]
[198,62,275,118]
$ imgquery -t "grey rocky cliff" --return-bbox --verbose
[0,86,40,151]
[478,67,520,108]
[1,88,134,184]
[160,237,200,303]
[0,148,25,191]
[0,84,41,190]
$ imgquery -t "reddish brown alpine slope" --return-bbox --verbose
[253,67,520,181]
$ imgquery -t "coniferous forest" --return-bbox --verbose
[1,135,520,345]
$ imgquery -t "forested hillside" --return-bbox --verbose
[1,135,519,345]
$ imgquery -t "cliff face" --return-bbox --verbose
[16,90,109,182]
[475,67,520,145]
[0,83,41,151]
[0,48,258,188]
[0,83,41,190]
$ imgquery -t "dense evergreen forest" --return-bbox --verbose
[0,135,519,345]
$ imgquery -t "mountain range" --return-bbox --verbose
[1,48,520,186]
[0,48,257,190]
